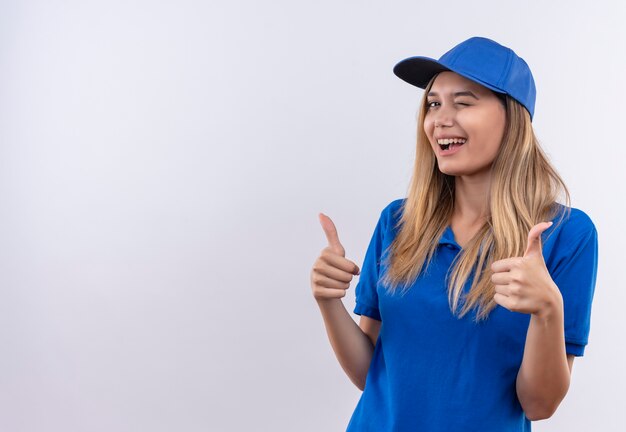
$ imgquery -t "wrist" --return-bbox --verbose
[315,296,344,310]
[533,285,564,322]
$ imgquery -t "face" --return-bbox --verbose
[423,71,506,178]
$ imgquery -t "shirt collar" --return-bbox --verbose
[439,225,461,249]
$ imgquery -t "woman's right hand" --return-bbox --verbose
[310,213,361,302]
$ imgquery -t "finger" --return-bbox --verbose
[319,213,345,256]
[321,249,361,275]
[491,272,510,285]
[312,273,351,290]
[494,284,510,296]
[315,261,356,283]
[493,292,512,310]
[314,286,348,299]
[524,221,553,258]
[491,257,522,273]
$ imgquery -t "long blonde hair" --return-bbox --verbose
[380,74,570,321]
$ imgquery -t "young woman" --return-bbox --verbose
[310,37,598,431]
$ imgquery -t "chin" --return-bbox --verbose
[436,163,464,176]
[437,162,491,178]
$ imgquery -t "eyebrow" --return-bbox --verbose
[427,91,479,99]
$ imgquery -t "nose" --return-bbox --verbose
[433,104,454,128]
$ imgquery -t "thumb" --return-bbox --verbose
[524,221,553,258]
[319,213,345,256]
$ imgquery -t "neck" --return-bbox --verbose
[452,171,492,225]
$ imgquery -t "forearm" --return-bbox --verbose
[516,296,570,420]
[316,298,375,390]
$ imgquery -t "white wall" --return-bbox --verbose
[0,1,623,430]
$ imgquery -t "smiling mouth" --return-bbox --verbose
[439,142,465,151]
[437,138,467,156]
[438,138,467,151]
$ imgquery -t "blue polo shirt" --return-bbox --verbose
[347,198,598,432]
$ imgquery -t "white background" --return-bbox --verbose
[1,1,624,431]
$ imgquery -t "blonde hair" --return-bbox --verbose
[380,74,570,321]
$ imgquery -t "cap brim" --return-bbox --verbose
[393,56,451,89]
[393,56,508,96]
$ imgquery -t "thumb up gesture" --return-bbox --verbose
[491,222,563,317]
[310,213,361,302]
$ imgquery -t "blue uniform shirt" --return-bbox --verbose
[347,198,598,432]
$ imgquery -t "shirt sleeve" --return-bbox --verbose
[353,202,398,322]
[548,214,599,357]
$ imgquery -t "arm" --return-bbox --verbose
[313,213,378,390]
[515,297,575,420]
[491,222,583,421]
[316,299,380,390]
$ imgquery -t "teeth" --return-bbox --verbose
[437,138,466,145]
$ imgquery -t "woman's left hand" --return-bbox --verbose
[491,222,563,317]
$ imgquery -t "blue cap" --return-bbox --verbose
[393,37,537,120]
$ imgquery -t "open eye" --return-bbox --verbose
[426,101,439,109]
